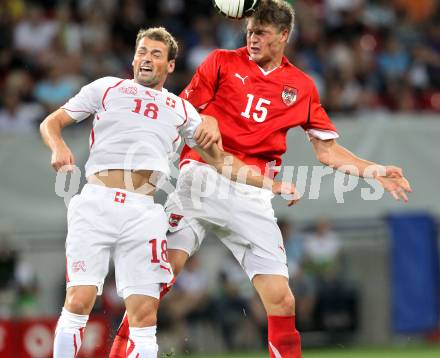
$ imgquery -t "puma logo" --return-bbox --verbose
[234,73,248,85]
[145,90,158,100]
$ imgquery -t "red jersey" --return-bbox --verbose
[179,47,338,175]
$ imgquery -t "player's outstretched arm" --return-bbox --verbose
[40,109,76,172]
[194,144,300,205]
[310,137,412,202]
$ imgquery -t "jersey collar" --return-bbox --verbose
[131,79,168,93]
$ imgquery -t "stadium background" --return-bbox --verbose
[0,0,439,357]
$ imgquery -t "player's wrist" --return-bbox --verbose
[363,164,386,179]
[371,165,387,179]
[49,137,67,150]
[52,142,71,157]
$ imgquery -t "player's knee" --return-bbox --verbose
[125,295,158,327]
[64,288,96,315]
[270,290,295,315]
[129,308,157,327]
[281,291,295,313]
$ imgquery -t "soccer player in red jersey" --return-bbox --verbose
[110,1,412,357]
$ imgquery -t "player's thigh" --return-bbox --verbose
[165,163,227,245]
[165,176,208,260]
[226,187,287,266]
[167,221,203,255]
[113,204,173,299]
[168,247,190,276]
[223,210,288,279]
[65,194,112,296]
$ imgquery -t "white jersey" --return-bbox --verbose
[62,76,201,179]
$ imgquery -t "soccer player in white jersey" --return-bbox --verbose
[40,27,297,358]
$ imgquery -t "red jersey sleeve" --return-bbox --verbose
[302,83,339,140]
[179,50,222,109]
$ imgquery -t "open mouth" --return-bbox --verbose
[139,66,152,74]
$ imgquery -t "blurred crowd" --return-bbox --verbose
[0,0,439,134]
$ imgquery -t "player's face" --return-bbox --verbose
[246,19,288,67]
[132,37,175,90]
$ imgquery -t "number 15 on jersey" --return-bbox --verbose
[241,94,271,123]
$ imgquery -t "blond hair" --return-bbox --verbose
[251,0,295,35]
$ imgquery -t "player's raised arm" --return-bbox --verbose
[302,77,412,202]
[40,109,76,172]
[310,136,412,202]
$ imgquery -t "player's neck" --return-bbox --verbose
[255,55,283,72]
[134,79,164,91]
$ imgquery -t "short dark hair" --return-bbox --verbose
[250,0,295,35]
[135,27,178,61]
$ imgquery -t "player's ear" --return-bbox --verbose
[280,29,289,44]
[167,59,175,74]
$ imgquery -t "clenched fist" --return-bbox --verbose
[51,144,75,172]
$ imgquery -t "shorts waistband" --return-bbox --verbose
[81,184,154,205]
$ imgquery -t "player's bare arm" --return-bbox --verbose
[40,109,76,172]
[194,115,223,150]
[311,137,412,202]
[194,143,299,204]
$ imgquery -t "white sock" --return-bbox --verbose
[53,308,88,358]
[127,326,158,358]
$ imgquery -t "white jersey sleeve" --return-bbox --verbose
[61,77,118,122]
[178,99,202,148]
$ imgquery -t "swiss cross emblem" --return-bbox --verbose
[166,97,176,108]
[114,192,126,203]
[281,85,298,106]
[169,213,183,228]
[72,261,86,273]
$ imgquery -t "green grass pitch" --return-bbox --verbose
[173,345,440,358]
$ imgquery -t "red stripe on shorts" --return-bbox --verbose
[73,333,78,356]
[127,338,135,356]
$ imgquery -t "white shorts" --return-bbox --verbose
[66,184,173,299]
[165,161,288,280]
